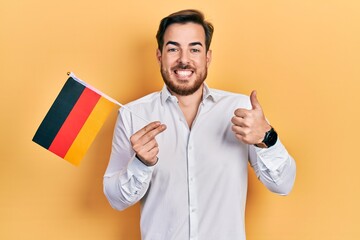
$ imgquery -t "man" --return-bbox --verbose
[104,9,296,240]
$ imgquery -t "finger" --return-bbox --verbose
[231,125,251,136]
[148,146,160,159]
[137,139,159,154]
[141,124,167,144]
[143,147,160,164]
[250,90,262,110]
[235,133,254,144]
[231,116,246,127]
[232,114,254,128]
[132,124,166,150]
[136,147,159,166]
[234,108,249,118]
[140,146,159,161]
[231,125,245,136]
[131,121,162,142]
[234,133,246,143]
[136,139,161,166]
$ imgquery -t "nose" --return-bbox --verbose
[178,50,190,64]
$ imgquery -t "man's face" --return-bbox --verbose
[157,22,212,96]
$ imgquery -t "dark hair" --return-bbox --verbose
[156,9,214,52]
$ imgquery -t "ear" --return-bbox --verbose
[156,49,162,64]
[206,49,212,67]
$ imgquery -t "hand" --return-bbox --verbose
[130,121,167,166]
[231,90,271,145]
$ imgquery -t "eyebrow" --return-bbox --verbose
[189,42,203,47]
[166,41,180,47]
[165,41,203,47]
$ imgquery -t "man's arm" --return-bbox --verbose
[231,90,296,194]
[103,111,166,210]
[249,139,296,195]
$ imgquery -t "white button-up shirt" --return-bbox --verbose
[104,84,296,240]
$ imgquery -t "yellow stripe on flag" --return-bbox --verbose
[64,97,115,165]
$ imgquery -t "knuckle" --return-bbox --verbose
[234,109,243,117]
[231,116,237,124]
[143,134,151,143]
[231,125,239,133]
[149,121,160,129]
[133,144,141,153]
[149,128,162,139]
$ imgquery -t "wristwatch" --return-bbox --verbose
[255,127,278,148]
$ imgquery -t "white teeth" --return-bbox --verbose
[176,70,192,77]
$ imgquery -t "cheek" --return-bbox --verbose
[194,56,209,68]
[161,58,176,69]
[160,64,172,76]
[195,61,208,70]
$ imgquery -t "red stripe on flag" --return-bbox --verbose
[48,87,101,157]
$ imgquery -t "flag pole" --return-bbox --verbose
[67,72,150,124]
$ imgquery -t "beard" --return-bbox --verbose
[160,62,208,96]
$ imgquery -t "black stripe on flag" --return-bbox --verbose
[32,77,86,149]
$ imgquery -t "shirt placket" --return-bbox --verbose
[187,103,205,240]
[171,96,202,240]
[187,133,198,240]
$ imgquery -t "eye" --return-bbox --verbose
[190,48,201,53]
[167,48,178,52]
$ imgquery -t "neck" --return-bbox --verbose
[169,85,204,128]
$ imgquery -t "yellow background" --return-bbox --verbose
[1,0,360,239]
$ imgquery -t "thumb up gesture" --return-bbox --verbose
[231,90,271,145]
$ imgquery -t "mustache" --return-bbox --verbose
[171,63,194,71]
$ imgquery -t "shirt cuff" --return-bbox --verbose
[128,154,155,182]
[254,138,289,172]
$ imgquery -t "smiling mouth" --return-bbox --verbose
[174,69,194,79]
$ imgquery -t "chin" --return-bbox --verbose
[167,81,203,96]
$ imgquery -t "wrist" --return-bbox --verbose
[135,154,158,166]
[254,126,278,148]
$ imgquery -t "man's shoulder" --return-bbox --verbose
[209,88,249,100]
[208,87,251,110]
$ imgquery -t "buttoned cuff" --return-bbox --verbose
[128,155,155,182]
[254,138,289,172]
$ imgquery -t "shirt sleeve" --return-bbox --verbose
[248,138,296,195]
[103,109,154,211]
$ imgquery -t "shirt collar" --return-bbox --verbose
[160,83,219,105]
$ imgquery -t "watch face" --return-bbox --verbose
[264,128,278,147]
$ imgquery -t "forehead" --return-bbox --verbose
[163,22,206,44]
